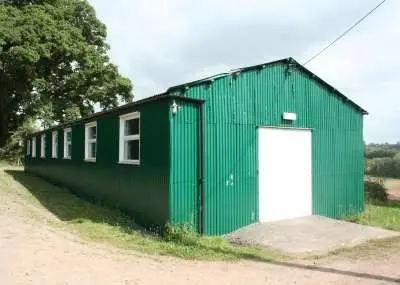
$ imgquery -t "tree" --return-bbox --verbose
[0,119,38,164]
[0,0,133,146]
[365,157,400,178]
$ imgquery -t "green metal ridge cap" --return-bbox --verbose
[165,57,367,115]
[167,73,230,93]
[166,58,291,93]
[231,57,291,73]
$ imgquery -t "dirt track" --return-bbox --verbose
[1,169,400,284]
[385,178,400,200]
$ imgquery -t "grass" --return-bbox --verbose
[2,163,399,262]
[0,165,286,261]
[345,201,400,231]
[344,176,400,231]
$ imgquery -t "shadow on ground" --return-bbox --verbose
[5,169,400,284]
[5,169,141,233]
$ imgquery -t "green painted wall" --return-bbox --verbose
[25,100,171,227]
[169,99,200,230]
[24,60,365,236]
[171,61,364,235]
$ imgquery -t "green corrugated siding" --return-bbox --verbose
[169,99,200,230]
[24,61,364,236]
[25,100,171,227]
[172,62,364,235]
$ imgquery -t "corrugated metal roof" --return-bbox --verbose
[167,57,368,115]
[30,57,367,138]
[29,94,204,137]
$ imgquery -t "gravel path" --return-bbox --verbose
[1,169,400,284]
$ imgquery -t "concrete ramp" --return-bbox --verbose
[227,216,399,254]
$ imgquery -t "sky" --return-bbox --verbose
[89,0,399,143]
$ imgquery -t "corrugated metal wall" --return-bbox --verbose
[25,100,172,227]
[172,62,364,235]
[24,61,364,236]
[169,99,200,230]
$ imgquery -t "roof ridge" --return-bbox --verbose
[166,57,367,114]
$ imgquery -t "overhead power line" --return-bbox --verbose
[303,0,387,66]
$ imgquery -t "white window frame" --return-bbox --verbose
[27,140,31,155]
[40,134,46,158]
[84,121,97,162]
[52,131,58,158]
[32,137,36,157]
[119,112,140,165]
[63,128,72,159]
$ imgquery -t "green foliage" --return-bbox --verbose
[365,148,397,159]
[344,201,400,232]
[365,143,400,178]
[163,224,198,244]
[365,157,400,178]
[0,0,133,146]
[0,120,38,164]
[364,178,388,202]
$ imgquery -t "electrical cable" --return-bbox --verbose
[303,0,387,65]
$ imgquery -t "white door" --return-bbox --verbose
[258,128,312,222]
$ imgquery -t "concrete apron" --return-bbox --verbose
[226,215,399,254]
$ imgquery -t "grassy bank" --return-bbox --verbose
[345,201,400,231]
[345,176,400,231]
[0,165,285,261]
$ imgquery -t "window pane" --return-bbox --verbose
[41,135,46,157]
[32,139,36,156]
[124,119,139,136]
[67,143,72,157]
[89,126,96,139]
[53,134,58,157]
[124,140,139,160]
[66,131,72,142]
[89,142,96,158]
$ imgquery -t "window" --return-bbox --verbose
[119,112,140,164]
[63,128,72,159]
[32,137,36,157]
[52,131,58,158]
[40,134,46,158]
[85,122,97,161]
[26,140,31,155]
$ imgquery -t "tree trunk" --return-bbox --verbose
[0,86,9,147]
[0,70,9,147]
[0,108,8,148]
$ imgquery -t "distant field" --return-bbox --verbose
[365,176,400,201]
[385,178,400,200]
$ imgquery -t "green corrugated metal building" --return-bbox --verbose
[25,58,367,235]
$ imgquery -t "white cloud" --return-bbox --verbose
[90,0,398,142]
